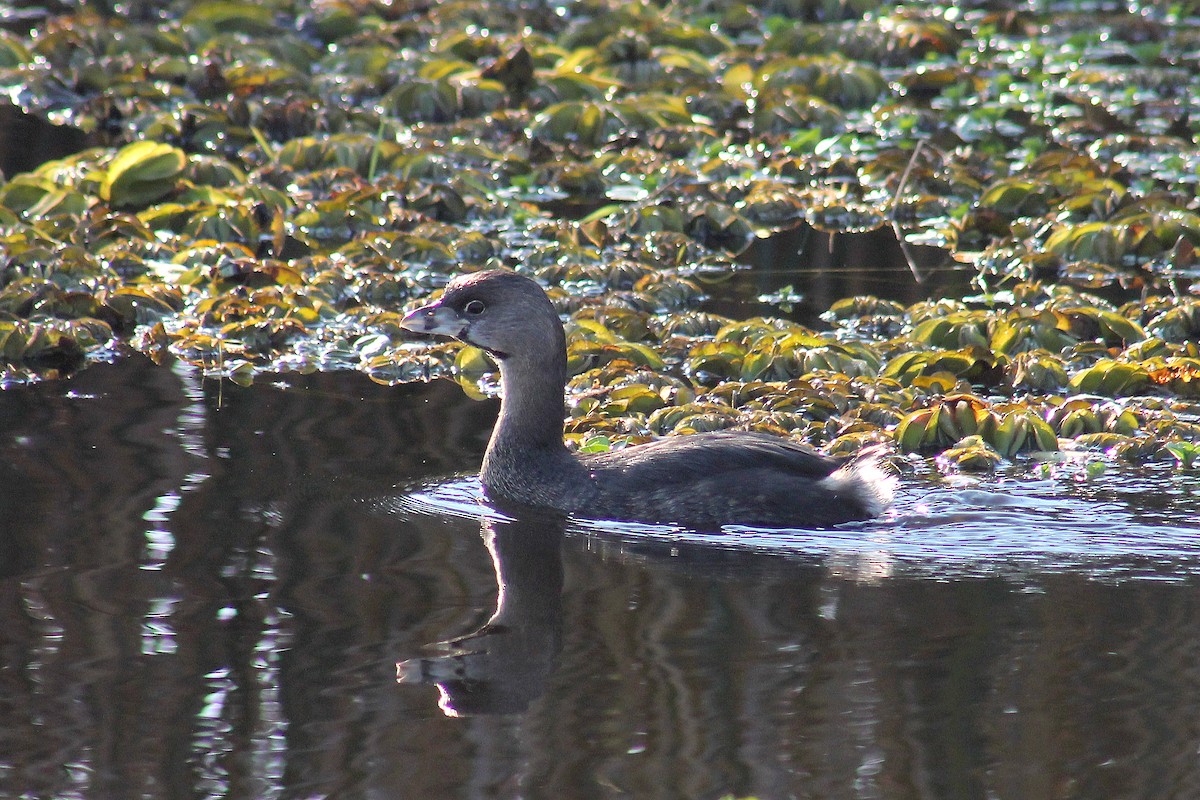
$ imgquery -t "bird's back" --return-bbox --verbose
[577,431,892,529]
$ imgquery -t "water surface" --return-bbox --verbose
[2,357,1199,800]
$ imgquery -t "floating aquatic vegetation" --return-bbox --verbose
[1166,440,1200,470]
[1009,350,1070,393]
[896,393,1059,457]
[1145,357,1200,398]
[0,0,1197,471]
[937,436,1003,473]
[1145,301,1200,343]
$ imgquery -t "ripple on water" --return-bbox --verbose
[392,474,1200,582]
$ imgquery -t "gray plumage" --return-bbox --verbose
[401,270,894,530]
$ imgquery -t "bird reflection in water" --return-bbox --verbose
[397,512,566,716]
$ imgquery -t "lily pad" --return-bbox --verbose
[101,141,187,208]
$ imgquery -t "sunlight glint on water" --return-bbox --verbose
[400,469,1200,581]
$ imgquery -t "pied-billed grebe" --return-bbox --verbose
[401,270,895,529]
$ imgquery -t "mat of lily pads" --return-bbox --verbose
[0,0,1197,471]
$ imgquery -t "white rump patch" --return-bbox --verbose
[820,453,897,517]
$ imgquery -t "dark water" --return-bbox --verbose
[2,356,1200,800]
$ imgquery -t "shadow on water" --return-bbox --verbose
[3,357,1200,799]
[720,223,966,327]
[0,102,89,178]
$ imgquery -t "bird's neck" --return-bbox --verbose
[489,353,570,455]
[478,327,590,511]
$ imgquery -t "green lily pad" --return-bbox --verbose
[101,141,187,209]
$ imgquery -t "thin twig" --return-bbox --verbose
[891,138,929,284]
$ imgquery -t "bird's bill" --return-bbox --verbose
[400,303,466,337]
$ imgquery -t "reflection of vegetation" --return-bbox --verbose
[0,1,1197,468]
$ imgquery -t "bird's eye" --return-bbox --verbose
[464,299,486,316]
